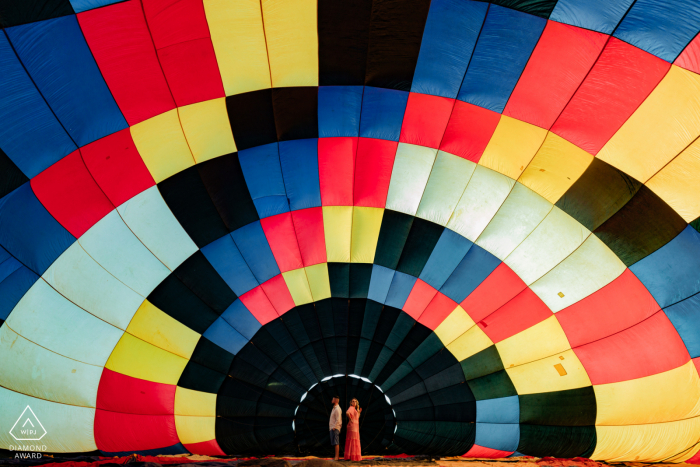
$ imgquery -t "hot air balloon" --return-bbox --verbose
[1,0,700,462]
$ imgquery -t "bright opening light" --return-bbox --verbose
[300,392,308,402]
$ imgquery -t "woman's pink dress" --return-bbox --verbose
[344,406,362,461]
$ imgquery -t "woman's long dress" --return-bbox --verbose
[344,406,362,461]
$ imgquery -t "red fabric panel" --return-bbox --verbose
[240,285,278,325]
[353,138,398,208]
[399,93,454,149]
[503,21,608,130]
[81,129,155,206]
[440,101,500,163]
[694,357,700,378]
[260,274,295,316]
[477,288,552,344]
[96,369,175,415]
[94,410,179,452]
[142,0,224,107]
[687,442,700,465]
[675,34,700,75]
[183,440,226,456]
[552,38,670,155]
[557,269,661,348]
[31,150,114,238]
[318,137,356,206]
[291,207,326,266]
[573,311,690,385]
[260,212,303,272]
[402,279,438,320]
[418,292,458,330]
[463,444,513,459]
[78,0,175,125]
[460,263,526,324]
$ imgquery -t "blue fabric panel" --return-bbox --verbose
[203,316,249,355]
[0,266,39,320]
[664,293,700,358]
[318,86,363,138]
[278,139,322,210]
[475,423,520,453]
[550,0,634,34]
[0,184,75,275]
[476,396,520,423]
[231,221,280,284]
[359,87,409,142]
[221,299,262,339]
[440,244,501,304]
[368,265,396,304]
[7,16,127,147]
[201,234,259,296]
[411,0,488,98]
[385,271,418,308]
[0,33,75,178]
[630,226,700,308]
[69,0,122,13]
[419,229,473,290]
[238,143,289,219]
[614,0,700,62]
[458,5,546,113]
[0,255,21,282]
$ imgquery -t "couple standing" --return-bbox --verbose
[328,396,362,461]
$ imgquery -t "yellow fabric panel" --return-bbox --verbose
[518,132,593,204]
[179,98,236,163]
[203,0,271,95]
[323,206,353,262]
[598,66,700,182]
[595,360,700,426]
[305,263,331,301]
[126,300,200,359]
[496,316,569,369]
[435,306,475,346]
[261,0,318,87]
[105,332,188,385]
[130,109,195,183]
[647,136,700,222]
[506,349,591,395]
[175,415,216,445]
[351,207,384,263]
[479,115,548,180]
[175,386,217,416]
[446,325,493,362]
[592,417,700,463]
[282,268,313,305]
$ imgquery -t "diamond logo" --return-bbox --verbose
[9,406,46,441]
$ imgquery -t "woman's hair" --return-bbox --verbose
[350,398,359,408]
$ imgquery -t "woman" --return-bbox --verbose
[344,398,362,461]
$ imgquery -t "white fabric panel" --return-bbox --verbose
[530,234,626,312]
[6,280,122,366]
[385,143,438,216]
[117,186,198,271]
[446,165,516,242]
[476,182,553,261]
[0,326,102,408]
[42,243,143,331]
[504,207,590,285]
[79,211,170,297]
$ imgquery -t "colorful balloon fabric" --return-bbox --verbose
[3,0,700,461]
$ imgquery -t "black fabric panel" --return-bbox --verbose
[318,0,373,85]
[147,274,220,333]
[374,210,415,270]
[332,298,350,375]
[349,263,373,298]
[271,87,319,141]
[189,336,234,375]
[488,0,558,18]
[226,89,277,150]
[519,386,597,426]
[460,346,505,381]
[348,299,366,337]
[157,166,228,247]
[0,148,28,199]
[518,424,597,458]
[556,158,642,231]
[216,416,259,453]
[328,262,350,298]
[364,0,432,91]
[218,378,263,417]
[428,422,475,456]
[0,0,74,27]
[467,370,517,401]
[396,218,444,277]
[594,185,687,266]
[173,251,236,313]
[197,152,259,232]
[416,350,459,380]
[178,360,227,393]
[692,217,700,234]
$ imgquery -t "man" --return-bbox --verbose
[329,396,342,460]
